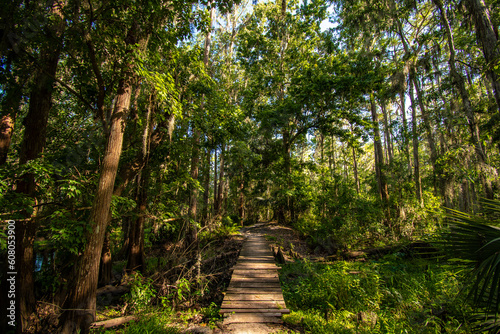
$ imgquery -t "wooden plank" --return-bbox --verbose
[232,269,278,274]
[223,314,283,324]
[223,294,284,301]
[226,287,282,294]
[233,262,278,268]
[230,278,280,284]
[221,301,287,309]
[231,274,279,279]
[220,308,290,314]
[228,282,282,288]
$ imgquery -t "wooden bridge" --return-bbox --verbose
[220,234,290,324]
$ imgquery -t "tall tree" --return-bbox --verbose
[14,1,66,331]
[60,21,149,333]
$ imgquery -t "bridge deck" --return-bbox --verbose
[220,235,289,324]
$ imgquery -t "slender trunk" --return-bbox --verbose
[467,0,500,111]
[126,91,153,272]
[189,127,200,223]
[117,216,131,260]
[410,69,438,194]
[282,129,294,222]
[98,228,112,285]
[238,170,245,223]
[202,148,211,225]
[434,0,493,199]
[351,143,360,194]
[188,3,214,291]
[127,170,147,272]
[408,76,423,203]
[216,144,225,216]
[60,25,145,333]
[370,94,389,203]
[381,102,393,165]
[400,90,412,176]
[213,149,218,216]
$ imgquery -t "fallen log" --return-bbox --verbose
[91,315,137,329]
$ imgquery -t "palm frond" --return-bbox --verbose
[443,200,500,314]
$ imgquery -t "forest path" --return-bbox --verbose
[220,226,289,332]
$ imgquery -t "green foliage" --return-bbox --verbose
[122,314,181,334]
[125,273,157,312]
[442,200,500,332]
[200,302,222,328]
[281,257,472,333]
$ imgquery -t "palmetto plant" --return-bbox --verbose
[444,199,500,332]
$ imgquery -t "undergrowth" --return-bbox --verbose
[280,254,472,333]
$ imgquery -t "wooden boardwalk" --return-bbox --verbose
[220,234,289,324]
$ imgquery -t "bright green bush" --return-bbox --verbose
[280,257,472,333]
[123,314,180,334]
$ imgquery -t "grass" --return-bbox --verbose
[280,254,473,333]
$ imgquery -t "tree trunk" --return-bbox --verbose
[467,0,500,111]
[410,69,438,194]
[408,76,423,203]
[14,2,65,331]
[60,26,144,333]
[400,89,412,176]
[213,149,218,216]
[99,228,113,285]
[352,144,360,194]
[127,171,147,273]
[0,80,22,165]
[381,102,393,165]
[238,170,245,222]
[216,144,225,216]
[370,94,389,203]
[202,148,211,225]
[126,91,154,272]
[434,0,493,199]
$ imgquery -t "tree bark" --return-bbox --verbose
[127,170,147,273]
[381,102,393,165]
[126,91,154,272]
[14,2,65,331]
[352,144,360,194]
[0,83,21,165]
[60,24,145,333]
[408,76,423,203]
[410,68,438,194]
[216,144,225,216]
[467,0,500,111]
[213,149,218,216]
[238,169,245,222]
[433,0,493,199]
[400,89,412,176]
[202,148,211,225]
[98,228,113,285]
[370,94,389,203]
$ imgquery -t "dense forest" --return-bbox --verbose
[1,0,499,333]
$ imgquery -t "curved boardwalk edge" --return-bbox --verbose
[220,235,290,324]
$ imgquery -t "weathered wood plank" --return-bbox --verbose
[230,278,280,284]
[223,314,284,324]
[223,294,284,301]
[220,308,290,314]
[226,287,282,294]
[228,282,282,288]
[221,301,287,309]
